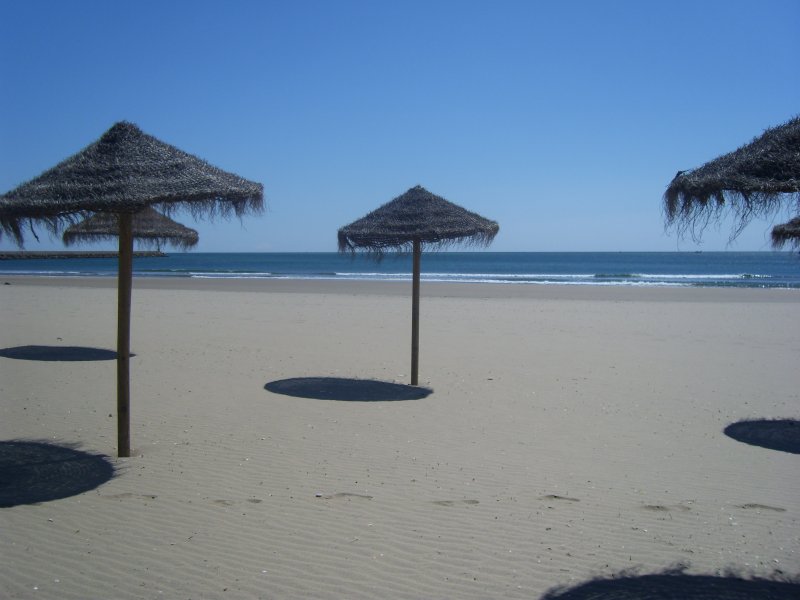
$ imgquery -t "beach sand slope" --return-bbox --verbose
[1,278,798,599]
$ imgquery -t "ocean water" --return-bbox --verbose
[1,252,800,288]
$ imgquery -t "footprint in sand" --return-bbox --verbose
[642,504,671,512]
[737,503,786,512]
[642,504,692,512]
[319,492,374,500]
[540,494,580,503]
[433,499,480,507]
[210,498,263,506]
[103,493,157,501]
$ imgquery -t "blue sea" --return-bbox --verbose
[2,251,800,288]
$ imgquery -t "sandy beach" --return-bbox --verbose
[1,277,798,599]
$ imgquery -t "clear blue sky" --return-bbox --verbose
[1,0,798,252]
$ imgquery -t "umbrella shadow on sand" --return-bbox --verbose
[0,440,116,508]
[724,419,800,454]
[265,377,432,402]
[0,345,128,361]
[539,566,800,599]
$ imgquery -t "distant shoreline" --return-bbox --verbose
[0,251,166,260]
[2,251,797,289]
[2,274,797,303]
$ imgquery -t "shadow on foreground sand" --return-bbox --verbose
[724,419,800,454]
[0,345,125,361]
[0,440,116,507]
[265,377,432,402]
[540,566,800,599]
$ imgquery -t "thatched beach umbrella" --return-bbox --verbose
[338,185,499,385]
[771,216,800,249]
[0,121,263,456]
[664,116,800,242]
[63,207,199,250]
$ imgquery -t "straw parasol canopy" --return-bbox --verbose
[0,121,262,245]
[63,207,199,250]
[771,216,800,249]
[338,185,498,385]
[338,185,499,255]
[663,116,800,242]
[0,121,263,457]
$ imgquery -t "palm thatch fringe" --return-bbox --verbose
[0,121,263,246]
[63,207,199,250]
[338,185,499,256]
[663,116,800,242]
[771,216,800,249]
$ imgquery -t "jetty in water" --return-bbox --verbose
[0,251,167,260]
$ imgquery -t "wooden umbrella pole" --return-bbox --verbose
[411,237,421,385]
[117,212,133,457]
